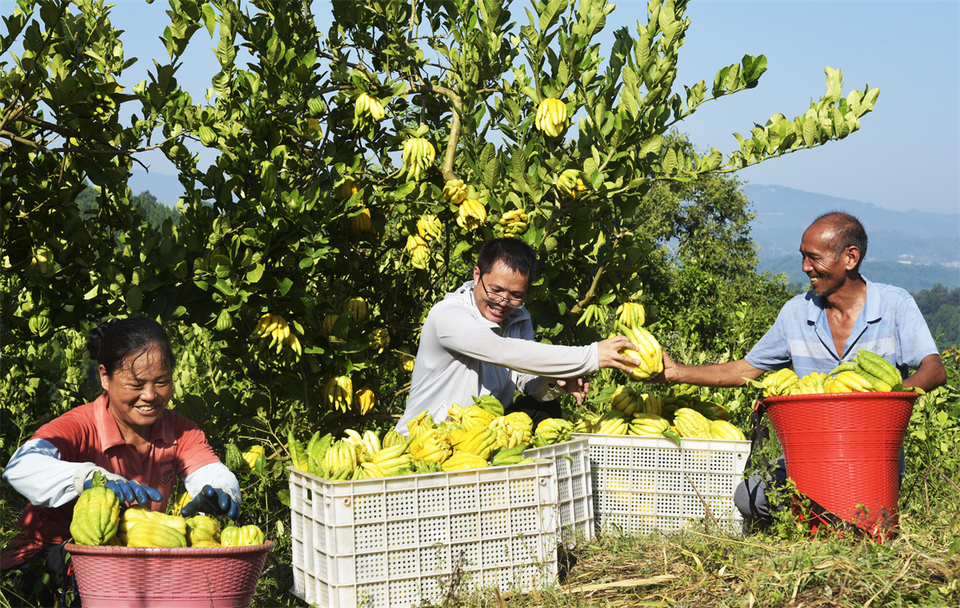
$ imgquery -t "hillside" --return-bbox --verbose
[744,184,959,267]
[758,256,960,293]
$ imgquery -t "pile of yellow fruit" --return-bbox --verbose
[70,488,265,548]
[760,349,908,397]
[288,395,566,481]
[571,383,747,442]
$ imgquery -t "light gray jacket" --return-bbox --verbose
[396,280,599,433]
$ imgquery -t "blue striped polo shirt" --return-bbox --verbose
[746,277,938,379]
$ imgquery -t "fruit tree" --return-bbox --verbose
[1,0,879,437]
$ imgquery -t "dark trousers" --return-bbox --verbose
[504,395,563,433]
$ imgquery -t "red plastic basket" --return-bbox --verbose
[65,541,273,608]
[763,392,917,535]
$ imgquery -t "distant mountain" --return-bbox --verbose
[759,255,960,293]
[744,184,960,292]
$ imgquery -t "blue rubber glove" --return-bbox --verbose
[180,485,240,520]
[83,476,163,507]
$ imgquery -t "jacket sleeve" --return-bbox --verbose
[434,305,599,379]
[2,438,86,508]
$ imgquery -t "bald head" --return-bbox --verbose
[808,212,868,272]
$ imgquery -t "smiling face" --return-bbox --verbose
[472,261,529,323]
[799,221,858,298]
[101,343,173,437]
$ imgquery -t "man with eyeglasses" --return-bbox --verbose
[396,238,644,434]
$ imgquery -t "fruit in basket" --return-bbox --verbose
[221,524,265,547]
[320,439,358,478]
[473,394,504,417]
[489,444,530,466]
[441,452,489,471]
[571,417,592,434]
[827,370,873,393]
[406,410,436,438]
[627,412,670,436]
[122,506,187,535]
[618,325,664,380]
[494,412,533,444]
[761,368,799,397]
[492,425,525,450]
[370,443,415,476]
[594,410,629,435]
[381,429,408,449]
[673,408,712,439]
[120,520,188,547]
[641,394,664,417]
[451,426,497,459]
[709,419,746,441]
[171,491,192,515]
[855,350,902,389]
[69,486,120,546]
[789,371,828,395]
[611,385,642,416]
[460,405,497,432]
[409,427,452,465]
[531,418,572,447]
[185,515,221,546]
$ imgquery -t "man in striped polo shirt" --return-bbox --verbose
[651,211,946,524]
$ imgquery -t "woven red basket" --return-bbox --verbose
[763,392,917,534]
[65,541,273,608]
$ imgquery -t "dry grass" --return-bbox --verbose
[437,521,960,608]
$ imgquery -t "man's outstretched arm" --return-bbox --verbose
[650,351,766,388]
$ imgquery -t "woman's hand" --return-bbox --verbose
[180,485,240,520]
[82,473,162,507]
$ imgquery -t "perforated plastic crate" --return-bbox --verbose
[573,433,750,535]
[525,438,594,548]
[289,461,559,608]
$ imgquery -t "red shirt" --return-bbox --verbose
[2,393,220,567]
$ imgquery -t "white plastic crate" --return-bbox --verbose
[525,438,594,548]
[289,461,559,608]
[573,433,750,535]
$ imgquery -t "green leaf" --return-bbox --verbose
[202,3,216,37]
[480,142,497,190]
[246,264,265,283]
[278,277,294,296]
[824,66,842,105]
[125,286,143,311]
[539,0,567,34]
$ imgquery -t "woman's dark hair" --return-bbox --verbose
[87,317,175,377]
[476,238,540,284]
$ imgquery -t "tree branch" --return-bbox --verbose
[404,83,462,182]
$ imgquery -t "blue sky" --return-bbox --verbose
[11,0,959,215]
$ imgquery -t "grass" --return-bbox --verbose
[3,474,958,608]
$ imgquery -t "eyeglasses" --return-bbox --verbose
[478,274,525,307]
